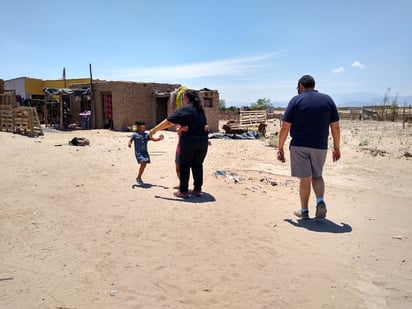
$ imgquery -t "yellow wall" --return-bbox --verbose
[24,77,91,96]
[25,78,44,96]
[44,78,90,89]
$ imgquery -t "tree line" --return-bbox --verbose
[219,98,273,112]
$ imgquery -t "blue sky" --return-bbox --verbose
[1,0,411,106]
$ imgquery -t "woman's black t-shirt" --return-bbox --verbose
[167,103,208,140]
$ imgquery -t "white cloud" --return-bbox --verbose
[351,60,365,69]
[104,52,282,82]
[332,66,345,73]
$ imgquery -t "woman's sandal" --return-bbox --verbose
[173,191,189,198]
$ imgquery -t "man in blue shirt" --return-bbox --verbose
[277,75,341,219]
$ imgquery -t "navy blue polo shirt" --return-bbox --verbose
[282,90,339,149]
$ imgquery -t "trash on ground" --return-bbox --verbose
[214,170,241,183]
[69,137,90,146]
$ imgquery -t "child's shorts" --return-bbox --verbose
[136,152,150,164]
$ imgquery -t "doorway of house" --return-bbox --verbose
[102,93,113,129]
[155,97,169,124]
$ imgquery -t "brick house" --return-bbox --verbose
[86,80,220,132]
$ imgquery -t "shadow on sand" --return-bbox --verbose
[132,183,169,189]
[284,218,352,233]
[154,192,216,203]
[132,183,216,203]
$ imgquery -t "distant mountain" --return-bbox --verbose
[337,100,374,108]
[224,100,251,108]
[225,95,412,109]
[336,95,412,108]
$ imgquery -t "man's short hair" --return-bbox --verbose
[298,75,315,88]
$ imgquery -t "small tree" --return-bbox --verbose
[219,99,226,111]
[219,99,238,112]
[226,106,238,112]
[250,98,273,110]
[390,94,399,121]
[382,88,399,121]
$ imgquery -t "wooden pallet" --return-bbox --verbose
[14,107,30,134]
[32,107,43,136]
[13,107,43,137]
[0,105,13,132]
[239,110,267,128]
[0,92,16,107]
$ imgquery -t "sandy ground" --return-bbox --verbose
[1,119,412,309]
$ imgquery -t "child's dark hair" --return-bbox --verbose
[135,120,146,126]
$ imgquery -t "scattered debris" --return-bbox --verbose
[215,170,283,191]
[260,176,278,186]
[209,130,261,140]
[214,170,241,183]
[360,146,387,157]
[110,290,118,297]
[69,137,90,146]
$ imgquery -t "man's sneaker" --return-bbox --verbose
[173,191,190,198]
[294,209,309,220]
[315,201,327,219]
[136,178,144,185]
[192,189,202,197]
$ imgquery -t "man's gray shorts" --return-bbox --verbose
[290,146,327,178]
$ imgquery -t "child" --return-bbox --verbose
[174,124,188,189]
[174,124,182,189]
[128,120,163,185]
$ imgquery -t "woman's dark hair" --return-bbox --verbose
[183,90,204,112]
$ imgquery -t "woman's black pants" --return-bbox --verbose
[179,137,208,193]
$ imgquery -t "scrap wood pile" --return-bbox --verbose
[222,110,267,136]
[0,105,43,137]
[0,79,43,137]
[222,120,267,136]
